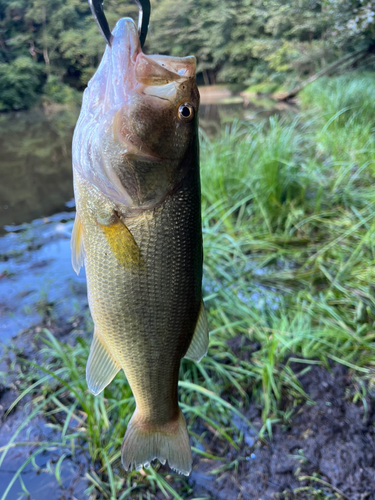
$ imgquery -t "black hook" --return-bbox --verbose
[88,0,151,48]
[134,0,151,48]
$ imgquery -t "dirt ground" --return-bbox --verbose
[1,324,374,500]
[1,218,374,499]
[191,363,375,500]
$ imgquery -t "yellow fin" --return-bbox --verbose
[184,301,209,362]
[86,330,121,396]
[71,213,85,275]
[99,213,143,269]
[121,408,192,475]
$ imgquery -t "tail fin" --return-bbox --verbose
[121,408,192,475]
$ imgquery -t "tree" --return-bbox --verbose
[0,0,375,109]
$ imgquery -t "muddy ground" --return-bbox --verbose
[191,362,375,500]
[0,216,374,500]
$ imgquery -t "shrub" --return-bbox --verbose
[0,57,44,111]
[42,74,82,106]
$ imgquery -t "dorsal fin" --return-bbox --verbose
[71,213,85,275]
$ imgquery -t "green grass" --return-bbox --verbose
[2,73,375,499]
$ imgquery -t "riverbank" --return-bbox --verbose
[0,92,295,234]
[1,74,375,499]
[1,217,374,500]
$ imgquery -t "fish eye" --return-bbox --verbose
[178,103,194,122]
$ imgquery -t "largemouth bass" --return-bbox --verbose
[71,18,208,475]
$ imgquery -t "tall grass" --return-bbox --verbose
[2,73,375,498]
[300,73,375,166]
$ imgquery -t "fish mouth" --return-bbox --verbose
[97,19,164,171]
[105,18,196,107]
[102,18,142,106]
[109,18,196,102]
[109,18,197,162]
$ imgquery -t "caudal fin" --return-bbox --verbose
[121,408,192,475]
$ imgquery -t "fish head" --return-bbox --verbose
[73,18,200,212]
[130,52,199,162]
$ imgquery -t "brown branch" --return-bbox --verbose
[42,6,50,66]
[0,34,9,62]
[336,51,370,73]
[28,40,37,60]
[277,49,367,101]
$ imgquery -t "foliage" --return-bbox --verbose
[42,74,81,106]
[0,0,137,106]
[0,56,43,110]
[324,0,375,49]
[1,75,375,498]
[149,0,375,85]
[0,0,375,108]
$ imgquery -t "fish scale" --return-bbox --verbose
[75,169,202,423]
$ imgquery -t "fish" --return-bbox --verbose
[70,17,208,476]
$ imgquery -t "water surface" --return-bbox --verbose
[0,93,290,232]
[0,109,79,233]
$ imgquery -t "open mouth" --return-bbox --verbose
[108,18,196,100]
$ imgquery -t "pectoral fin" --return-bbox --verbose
[71,213,85,275]
[99,213,143,269]
[86,330,121,396]
[184,301,209,362]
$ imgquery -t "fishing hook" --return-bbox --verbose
[88,0,151,48]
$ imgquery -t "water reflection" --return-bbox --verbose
[0,108,79,233]
[0,94,292,232]
[199,97,294,137]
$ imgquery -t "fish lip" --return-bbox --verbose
[110,17,142,69]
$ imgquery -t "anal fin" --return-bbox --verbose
[86,330,121,396]
[71,213,85,275]
[184,301,209,362]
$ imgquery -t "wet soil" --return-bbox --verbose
[0,214,90,499]
[0,388,89,500]
[190,363,375,500]
[1,216,374,500]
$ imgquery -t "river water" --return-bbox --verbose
[0,93,290,233]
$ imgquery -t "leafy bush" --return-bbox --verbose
[0,57,44,111]
[300,73,375,127]
[300,74,375,166]
[42,74,82,106]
